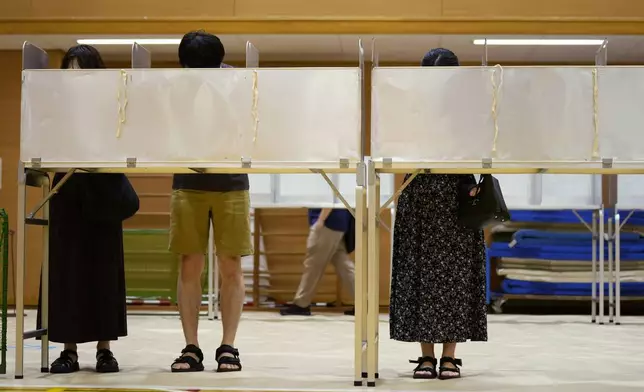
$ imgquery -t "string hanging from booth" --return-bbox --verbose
[591,68,600,159]
[252,70,259,143]
[116,69,129,138]
[490,64,504,158]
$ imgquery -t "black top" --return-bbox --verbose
[172,174,249,192]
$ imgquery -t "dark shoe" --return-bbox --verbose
[410,356,438,379]
[96,348,119,373]
[280,304,311,316]
[438,357,462,380]
[171,344,205,373]
[50,349,79,374]
[344,307,355,316]
[215,344,242,372]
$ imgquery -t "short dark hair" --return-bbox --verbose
[421,48,459,67]
[61,45,106,69]
[178,30,226,68]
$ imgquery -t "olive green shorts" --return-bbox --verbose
[169,189,253,256]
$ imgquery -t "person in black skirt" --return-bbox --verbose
[36,45,140,374]
[388,48,487,380]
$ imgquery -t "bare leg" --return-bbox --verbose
[172,253,205,370]
[95,340,119,373]
[440,343,459,377]
[414,343,436,377]
[96,341,110,350]
[63,343,78,362]
[218,254,244,370]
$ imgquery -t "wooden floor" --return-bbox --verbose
[2,311,644,392]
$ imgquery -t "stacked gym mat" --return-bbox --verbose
[488,209,644,299]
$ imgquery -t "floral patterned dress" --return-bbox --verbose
[389,174,487,343]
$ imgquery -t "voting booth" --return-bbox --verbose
[365,42,644,385]
[16,37,644,387]
[15,41,368,380]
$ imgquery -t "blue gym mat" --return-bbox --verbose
[487,209,644,301]
[509,209,644,225]
[489,229,644,260]
[488,243,644,261]
[502,279,644,296]
[512,230,642,243]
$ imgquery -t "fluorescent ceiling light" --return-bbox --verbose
[77,38,181,45]
[473,39,605,46]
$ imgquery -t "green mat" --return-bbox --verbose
[1,209,8,374]
[123,229,209,304]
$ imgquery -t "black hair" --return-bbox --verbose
[178,30,226,68]
[421,48,459,67]
[61,45,106,69]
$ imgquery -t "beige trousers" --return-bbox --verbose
[293,225,355,307]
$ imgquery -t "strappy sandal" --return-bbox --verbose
[96,348,119,373]
[438,357,462,380]
[215,344,242,372]
[50,349,79,374]
[171,344,205,373]
[409,356,437,379]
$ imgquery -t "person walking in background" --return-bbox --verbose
[37,45,140,374]
[280,208,356,316]
[388,49,487,381]
[169,30,252,373]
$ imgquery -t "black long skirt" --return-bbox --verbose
[389,174,487,343]
[37,173,127,344]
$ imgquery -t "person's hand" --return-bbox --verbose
[469,187,480,197]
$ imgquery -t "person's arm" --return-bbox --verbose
[314,208,333,227]
[459,174,479,197]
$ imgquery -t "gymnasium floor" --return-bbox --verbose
[1,310,644,392]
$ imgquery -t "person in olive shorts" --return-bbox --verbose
[169,30,252,374]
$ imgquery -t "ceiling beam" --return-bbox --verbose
[3,18,644,35]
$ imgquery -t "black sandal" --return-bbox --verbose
[96,348,119,373]
[171,344,205,373]
[438,357,462,380]
[409,356,437,379]
[215,344,242,372]
[50,349,79,374]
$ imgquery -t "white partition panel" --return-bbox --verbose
[21,68,361,168]
[248,69,361,164]
[248,174,273,206]
[372,67,494,162]
[337,174,359,208]
[598,67,644,163]
[378,174,395,205]
[21,69,253,165]
[618,175,644,209]
[495,68,595,162]
[540,174,599,209]
[372,67,597,166]
[496,174,533,209]
[276,174,335,205]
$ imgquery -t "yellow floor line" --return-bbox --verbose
[1,389,205,392]
[0,388,269,392]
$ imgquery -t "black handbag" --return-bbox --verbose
[82,174,140,222]
[458,174,510,229]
